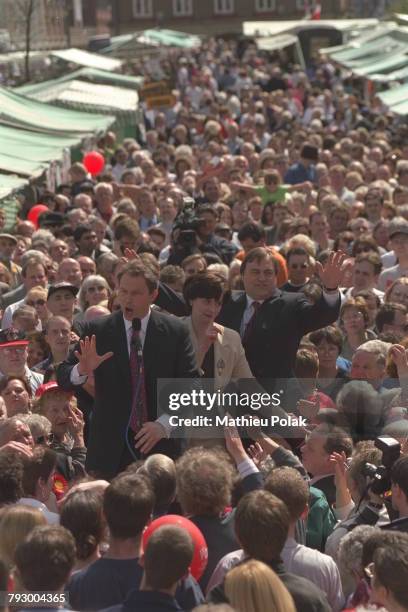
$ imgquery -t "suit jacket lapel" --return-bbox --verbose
[143,310,166,372]
[233,292,247,332]
[110,311,131,389]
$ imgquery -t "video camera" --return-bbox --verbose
[362,436,401,496]
[167,196,205,265]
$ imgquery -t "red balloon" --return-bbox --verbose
[142,515,208,581]
[83,151,105,176]
[27,204,49,229]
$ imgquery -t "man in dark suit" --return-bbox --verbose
[217,247,344,394]
[57,260,199,478]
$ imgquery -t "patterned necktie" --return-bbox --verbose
[243,301,261,345]
[129,325,148,432]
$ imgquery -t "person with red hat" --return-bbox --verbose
[0,328,43,395]
[34,381,86,482]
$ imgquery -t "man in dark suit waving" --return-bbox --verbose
[57,260,199,478]
[218,247,344,395]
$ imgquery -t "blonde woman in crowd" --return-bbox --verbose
[224,560,296,612]
[0,505,46,569]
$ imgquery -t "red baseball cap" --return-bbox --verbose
[35,382,72,399]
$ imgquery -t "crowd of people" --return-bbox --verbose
[2,37,408,612]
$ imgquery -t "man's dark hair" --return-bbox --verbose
[286,246,310,265]
[73,224,94,244]
[234,490,290,562]
[391,455,408,498]
[60,489,105,561]
[103,473,154,539]
[114,218,141,242]
[22,446,57,497]
[144,525,194,590]
[15,525,76,591]
[183,271,224,305]
[0,449,24,505]
[240,247,279,276]
[237,222,265,244]
[376,303,407,333]
[320,425,353,457]
[117,260,159,293]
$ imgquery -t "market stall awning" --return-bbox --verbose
[0,124,80,163]
[395,13,408,25]
[0,174,27,200]
[136,29,201,48]
[256,34,299,52]
[330,35,405,65]
[102,28,201,56]
[17,67,143,96]
[0,152,47,178]
[50,48,123,72]
[378,82,408,106]
[388,99,408,115]
[19,79,138,113]
[0,87,115,136]
[353,51,408,76]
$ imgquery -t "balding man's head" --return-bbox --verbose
[84,305,110,322]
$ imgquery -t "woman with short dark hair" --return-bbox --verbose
[308,326,350,401]
[183,272,253,387]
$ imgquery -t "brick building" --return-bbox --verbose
[82,0,347,36]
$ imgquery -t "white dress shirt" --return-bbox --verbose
[123,310,151,354]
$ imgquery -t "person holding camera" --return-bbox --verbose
[382,455,408,533]
[325,442,386,559]
[166,200,238,267]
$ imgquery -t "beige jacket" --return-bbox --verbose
[185,317,253,390]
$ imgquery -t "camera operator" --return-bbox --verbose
[383,455,408,533]
[195,205,239,265]
[166,200,238,266]
[326,437,402,558]
[325,442,385,559]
